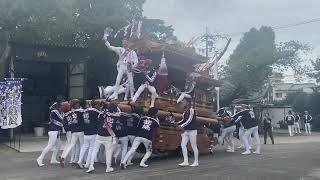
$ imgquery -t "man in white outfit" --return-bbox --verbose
[303,111,313,135]
[217,108,236,153]
[61,110,76,164]
[59,100,84,167]
[121,107,160,169]
[105,39,138,100]
[132,59,158,107]
[126,106,143,165]
[37,102,63,166]
[293,112,301,134]
[233,105,261,155]
[177,76,196,103]
[177,100,199,167]
[77,101,100,169]
[112,112,132,165]
[238,125,252,149]
[98,77,128,100]
[86,102,119,173]
[234,106,252,150]
[285,111,295,137]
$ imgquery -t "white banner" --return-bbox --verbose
[1,79,23,129]
[0,82,7,128]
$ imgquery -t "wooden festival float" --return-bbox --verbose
[98,36,229,154]
[64,36,230,155]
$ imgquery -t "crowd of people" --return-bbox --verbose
[35,94,316,174]
[206,105,261,155]
[285,110,313,136]
[36,100,267,174]
[36,99,200,173]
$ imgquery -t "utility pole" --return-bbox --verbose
[205,27,209,58]
[214,58,220,110]
[9,49,14,140]
[201,27,221,110]
[196,27,231,110]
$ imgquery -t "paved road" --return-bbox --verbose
[1,135,320,180]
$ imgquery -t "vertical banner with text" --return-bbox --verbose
[0,82,8,128]
[1,79,23,129]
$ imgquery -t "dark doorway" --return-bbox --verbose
[15,60,68,133]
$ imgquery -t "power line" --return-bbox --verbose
[223,17,320,37]
[273,17,320,30]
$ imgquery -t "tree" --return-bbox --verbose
[221,27,276,105]
[310,58,320,83]
[142,18,175,41]
[280,91,320,130]
[0,0,76,44]
[221,26,310,106]
[286,92,309,112]
[0,0,174,46]
[0,0,177,98]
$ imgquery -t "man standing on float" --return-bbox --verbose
[105,38,138,100]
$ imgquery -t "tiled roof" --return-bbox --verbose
[10,41,87,49]
[273,83,316,91]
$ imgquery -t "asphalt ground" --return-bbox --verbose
[1,134,320,180]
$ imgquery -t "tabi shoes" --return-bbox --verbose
[37,158,44,167]
[241,151,251,155]
[178,162,189,166]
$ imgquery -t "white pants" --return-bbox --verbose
[112,65,134,99]
[288,125,294,136]
[74,141,81,163]
[305,123,311,134]
[213,133,219,138]
[89,135,113,170]
[127,135,136,163]
[239,126,245,146]
[243,126,261,153]
[128,135,136,145]
[64,131,78,163]
[294,122,301,133]
[181,130,198,164]
[113,136,129,163]
[63,131,73,162]
[101,86,126,99]
[239,126,252,147]
[97,145,106,163]
[78,135,96,166]
[61,132,84,160]
[38,131,61,162]
[132,83,158,107]
[219,125,236,151]
[177,92,192,103]
[64,132,80,163]
[122,137,152,165]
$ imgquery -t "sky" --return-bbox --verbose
[143,0,320,82]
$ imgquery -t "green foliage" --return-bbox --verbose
[286,92,310,112]
[310,58,320,82]
[142,18,175,41]
[221,26,310,106]
[0,0,76,44]
[272,99,289,106]
[0,0,174,46]
[282,91,320,129]
[221,26,276,105]
[0,0,176,98]
[275,40,311,75]
[277,120,287,129]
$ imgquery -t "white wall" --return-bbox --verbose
[273,91,287,101]
[302,87,314,94]
[262,107,292,128]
